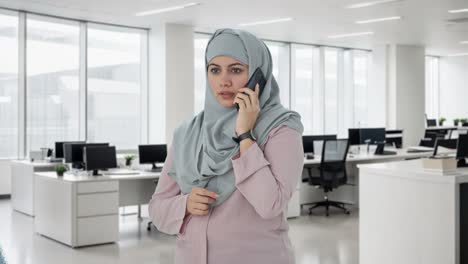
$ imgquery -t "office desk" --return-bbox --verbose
[34,171,159,248]
[358,159,468,264]
[10,160,58,216]
[300,148,449,207]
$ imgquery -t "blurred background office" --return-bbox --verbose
[1,0,468,264]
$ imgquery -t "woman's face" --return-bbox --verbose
[207,56,249,108]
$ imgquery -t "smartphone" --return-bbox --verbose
[235,67,267,110]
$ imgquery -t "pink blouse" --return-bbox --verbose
[148,125,304,264]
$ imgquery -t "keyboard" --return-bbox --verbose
[407,146,434,153]
[103,169,140,175]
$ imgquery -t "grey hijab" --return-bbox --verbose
[167,28,303,206]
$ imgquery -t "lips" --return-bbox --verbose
[219,92,234,99]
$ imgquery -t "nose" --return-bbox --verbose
[219,72,232,88]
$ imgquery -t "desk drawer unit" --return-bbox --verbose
[76,215,118,246]
[74,180,119,247]
[77,192,119,217]
[77,181,118,194]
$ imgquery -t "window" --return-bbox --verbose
[26,15,80,151]
[194,34,210,114]
[425,56,439,119]
[264,41,290,108]
[291,44,322,135]
[0,11,18,158]
[87,24,146,149]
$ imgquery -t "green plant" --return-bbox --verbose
[438,117,446,126]
[124,154,136,166]
[461,118,468,124]
[55,164,68,176]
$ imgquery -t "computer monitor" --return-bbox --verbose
[302,135,337,153]
[64,143,109,169]
[55,141,85,158]
[433,138,458,156]
[348,129,361,145]
[360,128,386,144]
[84,146,117,176]
[457,134,468,167]
[139,144,167,170]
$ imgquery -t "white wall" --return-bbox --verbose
[439,57,468,122]
[0,160,12,195]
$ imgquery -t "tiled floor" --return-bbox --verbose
[0,199,358,264]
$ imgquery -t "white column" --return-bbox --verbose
[368,44,388,128]
[148,23,194,146]
[387,44,426,147]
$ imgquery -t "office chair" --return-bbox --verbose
[433,138,458,156]
[305,139,351,216]
[426,119,437,127]
[419,131,445,147]
[147,179,159,231]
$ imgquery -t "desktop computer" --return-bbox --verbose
[55,141,85,159]
[64,142,109,169]
[139,144,167,171]
[457,134,468,167]
[84,146,117,176]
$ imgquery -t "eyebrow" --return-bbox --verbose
[207,63,246,68]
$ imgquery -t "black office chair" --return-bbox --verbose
[305,139,350,216]
[419,131,445,147]
[426,119,437,127]
[147,179,159,231]
[433,138,458,156]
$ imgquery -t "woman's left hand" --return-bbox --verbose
[233,84,260,135]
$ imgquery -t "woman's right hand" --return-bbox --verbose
[186,187,218,216]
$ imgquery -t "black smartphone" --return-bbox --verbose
[235,67,267,110]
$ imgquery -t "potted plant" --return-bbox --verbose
[454,118,460,126]
[55,164,68,177]
[124,154,136,167]
[461,118,468,126]
[438,117,446,126]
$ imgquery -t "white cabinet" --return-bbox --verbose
[11,160,56,216]
[35,174,119,247]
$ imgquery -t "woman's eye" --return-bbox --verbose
[231,68,243,74]
[210,68,220,74]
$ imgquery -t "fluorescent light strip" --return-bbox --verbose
[447,53,468,57]
[238,17,293,26]
[448,8,468,13]
[346,0,402,9]
[328,31,374,39]
[460,41,468,44]
[356,16,402,24]
[136,3,199,16]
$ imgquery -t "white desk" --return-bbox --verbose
[358,159,468,264]
[299,147,441,207]
[10,160,58,216]
[34,171,159,248]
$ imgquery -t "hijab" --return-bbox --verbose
[167,28,303,206]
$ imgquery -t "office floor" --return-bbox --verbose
[0,199,358,264]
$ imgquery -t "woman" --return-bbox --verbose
[148,28,304,264]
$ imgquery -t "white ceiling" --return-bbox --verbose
[1,0,468,56]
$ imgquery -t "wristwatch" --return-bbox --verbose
[232,130,256,144]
